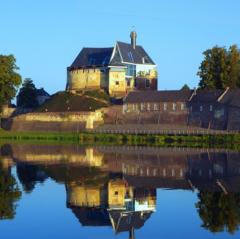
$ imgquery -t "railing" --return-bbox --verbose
[92,126,239,135]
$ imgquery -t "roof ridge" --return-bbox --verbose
[116,41,143,48]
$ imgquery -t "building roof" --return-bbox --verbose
[114,41,155,65]
[190,89,224,103]
[109,210,153,234]
[125,90,193,103]
[69,47,114,69]
[36,88,50,97]
[69,40,155,70]
[219,89,240,108]
[70,207,111,226]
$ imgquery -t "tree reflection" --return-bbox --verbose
[0,161,22,220]
[196,191,240,234]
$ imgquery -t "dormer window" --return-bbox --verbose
[128,52,134,62]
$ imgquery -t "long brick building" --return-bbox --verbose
[122,88,240,130]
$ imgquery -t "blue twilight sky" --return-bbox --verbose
[0,0,240,94]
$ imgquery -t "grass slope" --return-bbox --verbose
[36,91,110,112]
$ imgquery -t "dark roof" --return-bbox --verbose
[36,88,50,97]
[219,89,240,108]
[70,47,114,69]
[109,210,152,233]
[115,41,155,65]
[70,207,111,226]
[125,90,193,103]
[190,90,224,103]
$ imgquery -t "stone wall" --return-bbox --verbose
[108,68,126,97]
[0,105,16,118]
[68,68,107,92]
[103,105,188,125]
[1,111,104,132]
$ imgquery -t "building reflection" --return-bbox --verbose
[66,177,156,237]
[1,144,240,236]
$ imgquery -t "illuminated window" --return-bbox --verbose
[210,105,213,111]
[154,103,158,111]
[181,103,185,110]
[140,103,144,111]
[164,103,167,111]
[147,103,151,111]
[173,103,176,111]
[200,105,203,112]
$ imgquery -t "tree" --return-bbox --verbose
[17,78,38,108]
[196,191,240,234]
[198,45,240,89]
[0,161,22,220]
[0,55,22,110]
[181,84,191,91]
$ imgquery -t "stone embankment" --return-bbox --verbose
[1,111,104,132]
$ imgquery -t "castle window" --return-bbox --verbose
[114,191,119,195]
[210,105,213,111]
[164,103,167,111]
[154,103,158,111]
[140,103,145,111]
[115,81,119,85]
[200,105,203,112]
[181,103,185,110]
[173,103,176,111]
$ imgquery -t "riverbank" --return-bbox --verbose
[1,128,240,150]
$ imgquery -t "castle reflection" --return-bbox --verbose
[1,144,240,236]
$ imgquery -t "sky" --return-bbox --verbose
[1,0,240,94]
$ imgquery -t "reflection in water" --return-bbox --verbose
[66,177,156,237]
[1,144,240,237]
[0,157,21,220]
[196,192,240,234]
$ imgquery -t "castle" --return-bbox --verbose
[66,31,158,98]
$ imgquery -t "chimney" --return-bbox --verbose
[130,31,137,49]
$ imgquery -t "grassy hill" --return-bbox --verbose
[36,91,110,112]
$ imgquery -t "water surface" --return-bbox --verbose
[1,144,240,239]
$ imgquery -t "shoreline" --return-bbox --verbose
[0,129,240,150]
